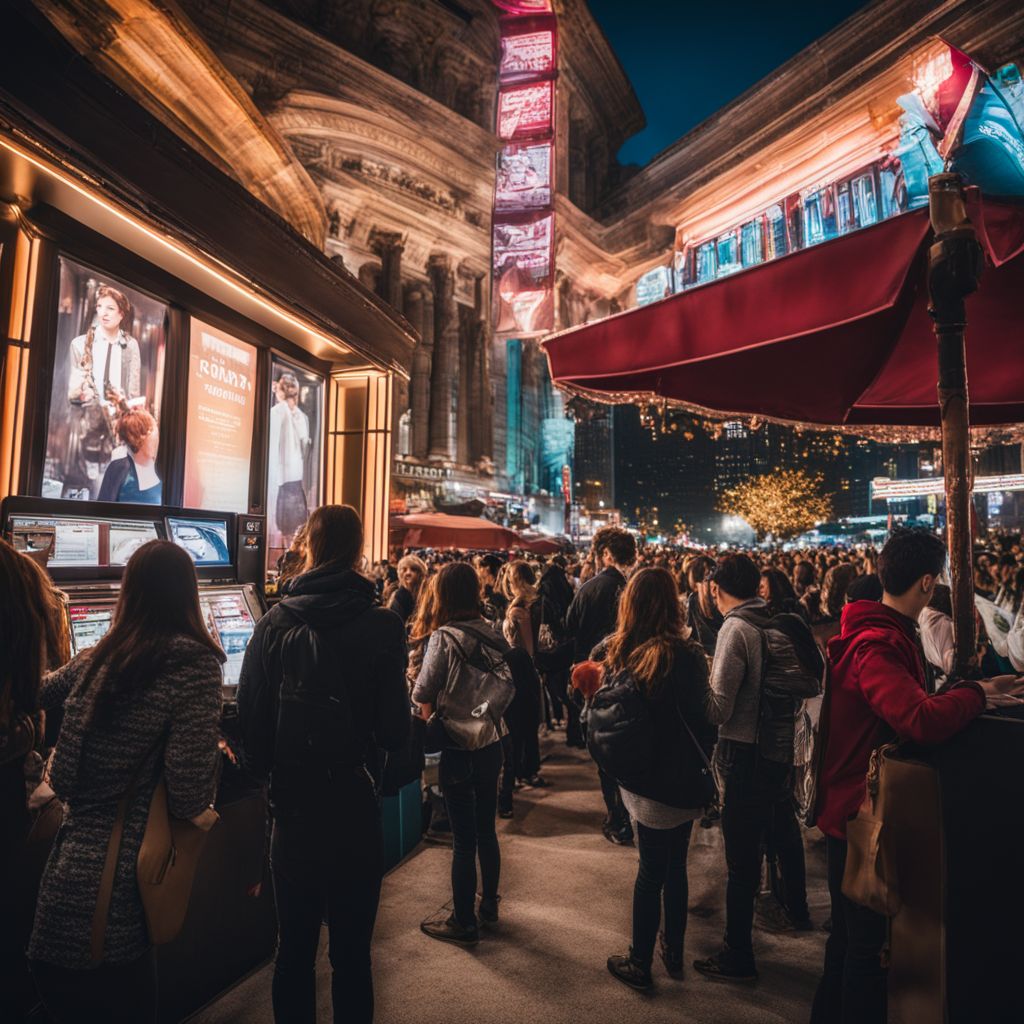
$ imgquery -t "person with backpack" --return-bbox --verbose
[584,568,717,992]
[237,505,410,1024]
[413,561,514,945]
[28,541,224,1024]
[565,526,638,845]
[692,553,822,982]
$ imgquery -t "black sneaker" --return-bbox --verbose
[498,807,513,820]
[479,896,500,924]
[607,953,653,991]
[692,947,758,982]
[421,915,479,947]
[602,823,634,846]
[522,773,550,788]
[757,895,813,934]
[658,932,684,979]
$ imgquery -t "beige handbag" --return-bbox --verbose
[841,742,902,917]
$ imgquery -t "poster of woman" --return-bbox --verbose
[266,357,322,570]
[43,257,167,502]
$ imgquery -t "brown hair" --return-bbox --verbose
[80,540,225,724]
[0,539,69,725]
[434,562,481,626]
[501,559,537,607]
[117,408,157,452]
[82,285,132,374]
[408,572,440,646]
[304,505,363,570]
[276,371,300,401]
[605,567,691,693]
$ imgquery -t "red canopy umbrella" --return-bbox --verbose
[390,513,521,551]
[517,535,563,555]
[543,197,1024,430]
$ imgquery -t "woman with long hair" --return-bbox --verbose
[685,555,723,656]
[759,568,803,618]
[0,541,70,1018]
[28,541,224,1024]
[412,562,506,946]
[390,554,428,625]
[602,567,717,992]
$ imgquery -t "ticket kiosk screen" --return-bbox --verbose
[9,514,159,568]
[69,603,116,654]
[168,517,231,567]
[200,590,257,689]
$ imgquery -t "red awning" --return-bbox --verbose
[389,513,521,550]
[543,199,1024,428]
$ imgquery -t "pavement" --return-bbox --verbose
[193,737,829,1024]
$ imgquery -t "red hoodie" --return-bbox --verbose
[816,600,985,840]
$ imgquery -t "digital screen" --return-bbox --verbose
[168,517,231,566]
[69,603,115,654]
[497,81,554,141]
[8,514,159,568]
[500,30,555,80]
[200,590,256,689]
[496,143,552,211]
[493,213,553,274]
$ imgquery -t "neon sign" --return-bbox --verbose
[500,30,556,79]
[498,81,554,140]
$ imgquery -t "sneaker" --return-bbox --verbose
[479,896,500,924]
[607,953,653,991]
[692,947,758,983]
[421,914,479,947]
[522,774,550,788]
[601,823,634,846]
[498,808,514,820]
[757,896,812,934]
[658,932,684,979]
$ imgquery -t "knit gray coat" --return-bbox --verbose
[29,637,222,968]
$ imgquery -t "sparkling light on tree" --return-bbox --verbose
[718,469,832,541]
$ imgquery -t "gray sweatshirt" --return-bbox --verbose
[705,598,766,744]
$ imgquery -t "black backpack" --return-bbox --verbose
[583,668,656,785]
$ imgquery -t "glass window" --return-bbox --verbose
[851,173,879,226]
[44,257,167,504]
[803,186,838,246]
[740,220,763,267]
[267,357,323,569]
[765,204,788,259]
[695,241,717,283]
[716,231,741,276]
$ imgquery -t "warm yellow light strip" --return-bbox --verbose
[0,133,351,356]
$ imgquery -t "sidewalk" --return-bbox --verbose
[194,740,828,1024]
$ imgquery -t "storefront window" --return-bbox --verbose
[43,257,167,504]
[851,173,879,226]
[183,319,257,513]
[694,241,717,283]
[716,231,741,275]
[267,357,323,570]
[740,220,763,267]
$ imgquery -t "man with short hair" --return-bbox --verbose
[693,553,812,982]
[238,505,409,1024]
[565,526,637,843]
[809,528,1022,1023]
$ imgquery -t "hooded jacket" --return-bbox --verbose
[237,564,409,809]
[816,600,984,839]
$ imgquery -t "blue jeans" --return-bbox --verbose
[809,835,888,1023]
[631,820,694,967]
[441,742,503,928]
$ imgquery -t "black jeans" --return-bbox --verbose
[270,770,383,1024]
[717,739,808,962]
[809,835,888,1024]
[30,951,156,1024]
[599,766,632,835]
[441,742,503,929]
[631,820,694,967]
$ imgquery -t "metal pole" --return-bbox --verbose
[927,174,984,678]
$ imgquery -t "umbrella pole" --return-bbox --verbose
[927,174,984,678]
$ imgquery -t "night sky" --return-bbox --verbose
[587,0,873,166]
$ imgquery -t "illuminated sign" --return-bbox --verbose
[871,474,1024,501]
[493,213,553,274]
[498,81,554,140]
[496,143,552,211]
[500,29,556,79]
[494,0,552,12]
[635,266,671,307]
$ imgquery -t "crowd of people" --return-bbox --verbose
[3,508,1023,1023]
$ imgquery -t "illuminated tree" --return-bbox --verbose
[718,469,832,541]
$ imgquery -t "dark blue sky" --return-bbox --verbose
[587,0,873,166]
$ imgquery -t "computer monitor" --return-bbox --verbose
[167,516,232,568]
[8,513,160,569]
[68,602,116,655]
[199,589,257,690]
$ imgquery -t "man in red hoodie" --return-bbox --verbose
[809,528,1022,1023]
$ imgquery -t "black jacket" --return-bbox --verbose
[539,565,573,629]
[388,585,416,624]
[237,565,409,808]
[565,567,626,662]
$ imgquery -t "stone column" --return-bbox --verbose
[370,230,404,310]
[470,275,493,468]
[428,255,458,461]
[404,284,433,460]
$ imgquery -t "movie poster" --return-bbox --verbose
[183,320,256,513]
[43,257,167,504]
[500,29,556,80]
[497,81,554,140]
[496,143,553,211]
[267,357,323,569]
[493,212,554,334]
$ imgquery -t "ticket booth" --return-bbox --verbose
[0,6,416,1018]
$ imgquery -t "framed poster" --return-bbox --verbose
[267,357,323,568]
[43,257,167,504]
[497,81,554,141]
[496,143,553,211]
[499,28,556,80]
[183,319,257,513]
